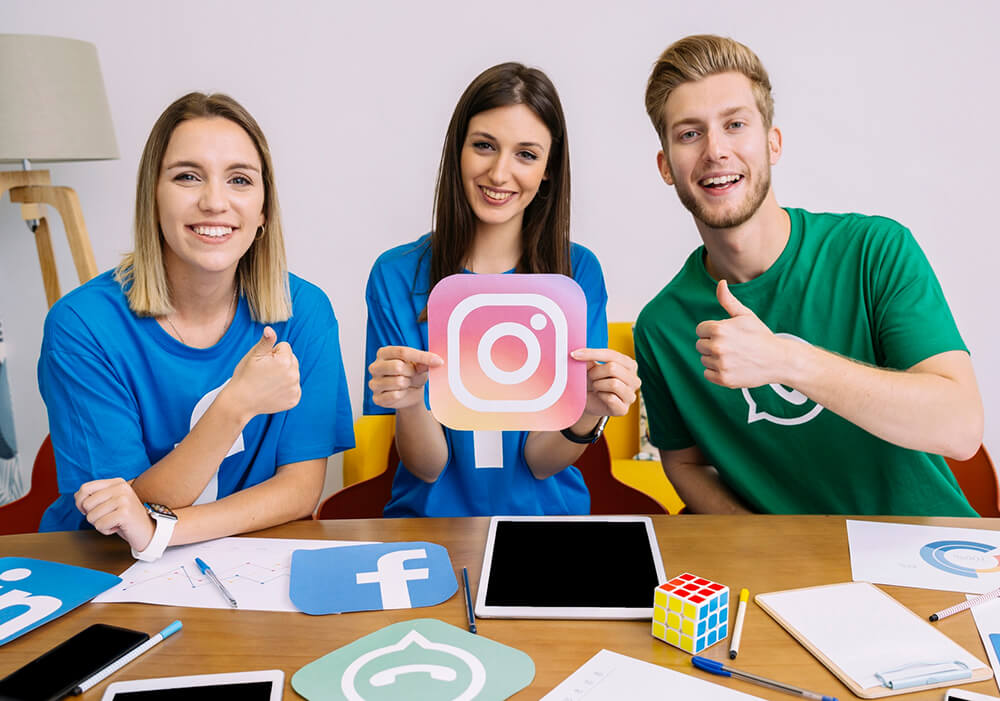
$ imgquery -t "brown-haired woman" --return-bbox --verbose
[38,93,354,559]
[364,63,640,517]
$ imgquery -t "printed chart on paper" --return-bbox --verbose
[847,520,1000,593]
[94,536,370,610]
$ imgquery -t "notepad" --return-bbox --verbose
[756,581,992,698]
[540,649,766,700]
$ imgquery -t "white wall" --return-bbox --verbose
[1,0,997,499]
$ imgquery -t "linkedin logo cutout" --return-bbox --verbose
[0,557,121,646]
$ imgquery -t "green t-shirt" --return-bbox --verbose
[633,208,976,516]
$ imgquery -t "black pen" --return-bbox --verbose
[462,567,477,634]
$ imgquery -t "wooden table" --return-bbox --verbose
[2,516,998,700]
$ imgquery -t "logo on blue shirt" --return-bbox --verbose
[289,542,457,615]
[0,557,122,646]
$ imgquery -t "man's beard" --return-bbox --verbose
[674,167,771,230]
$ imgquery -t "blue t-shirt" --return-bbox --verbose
[38,270,355,531]
[363,234,609,517]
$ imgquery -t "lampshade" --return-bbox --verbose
[0,34,118,164]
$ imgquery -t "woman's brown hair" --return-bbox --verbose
[421,62,572,318]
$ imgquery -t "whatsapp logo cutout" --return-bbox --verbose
[292,618,535,701]
[741,333,824,427]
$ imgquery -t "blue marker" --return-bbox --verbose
[195,557,238,608]
[692,656,838,701]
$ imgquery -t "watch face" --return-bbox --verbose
[144,502,178,520]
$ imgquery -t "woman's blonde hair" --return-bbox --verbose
[645,35,774,143]
[115,92,291,322]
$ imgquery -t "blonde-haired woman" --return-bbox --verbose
[38,93,353,559]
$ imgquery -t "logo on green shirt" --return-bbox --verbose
[742,334,824,426]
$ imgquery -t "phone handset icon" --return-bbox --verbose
[768,383,808,406]
[341,630,487,701]
[369,663,458,687]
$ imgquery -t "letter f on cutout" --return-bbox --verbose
[355,549,430,609]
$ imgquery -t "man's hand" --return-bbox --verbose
[695,280,791,389]
[75,478,155,552]
[368,346,443,410]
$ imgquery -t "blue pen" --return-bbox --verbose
[692,656,838,701]
[462,567,477,634]
[195,556,238,608]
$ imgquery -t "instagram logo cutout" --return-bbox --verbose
[428,274,587,431]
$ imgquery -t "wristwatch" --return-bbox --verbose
[131,502,177,562]
[560,416,610,444]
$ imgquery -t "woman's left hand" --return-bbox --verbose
[570,348,642,417]
[75,478,155,552]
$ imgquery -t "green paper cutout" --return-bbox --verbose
[292,618,534,701]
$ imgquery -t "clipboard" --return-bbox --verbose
[756,581,992,698]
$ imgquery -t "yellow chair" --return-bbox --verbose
[341,414,396,486]
[341,325,687,514]
[606,322,686,514]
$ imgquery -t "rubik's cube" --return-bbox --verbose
[651,573,729,653]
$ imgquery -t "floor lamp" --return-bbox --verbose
[0,34,118,308]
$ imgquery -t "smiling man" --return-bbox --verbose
[633,35,983,516]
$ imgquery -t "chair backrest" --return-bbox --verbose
[945,445,1000,517]
[318,428,668,518]
[575,435,668,515]
[605,322,640,461]
[316,441,398,519]
[0,435,58,535]
[342,414,395,486]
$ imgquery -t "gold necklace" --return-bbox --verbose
[164,288,238,346]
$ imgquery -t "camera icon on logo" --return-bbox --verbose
[428,274,587,431]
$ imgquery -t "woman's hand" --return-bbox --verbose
[368,346,443,410]
[571,348,642,417]
[75,478,155,552]
[225,326,301,423]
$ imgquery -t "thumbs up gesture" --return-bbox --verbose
[695,280,788,389]
[226,326,301,420]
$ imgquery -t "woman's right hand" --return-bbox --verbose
[225,326,301,422]
[368,346,443,410]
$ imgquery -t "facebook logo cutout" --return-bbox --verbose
[0,557,121,646]
[289,542,457,615]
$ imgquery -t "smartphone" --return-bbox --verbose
[944,689,1000,700]
[0,623,149,701]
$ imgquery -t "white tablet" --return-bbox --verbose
[100,669,283,700]
[475,515,666,619]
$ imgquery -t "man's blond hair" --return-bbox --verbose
[645,34,774,142]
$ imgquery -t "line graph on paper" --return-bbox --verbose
[94,536,370,611]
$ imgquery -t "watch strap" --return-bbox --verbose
[131,509,176,562]
[560,416,609,444]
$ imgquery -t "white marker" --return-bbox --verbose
[74,620,182,693]
[729,588,749,659]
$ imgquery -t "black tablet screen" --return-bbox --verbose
[484,521,660,608]
[111,682,273,700]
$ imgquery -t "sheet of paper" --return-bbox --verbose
[94,536,370,611]
[847,520,1000,594]
[969,595,1000,693]
[758,582,987,691]
[539,649,766,701]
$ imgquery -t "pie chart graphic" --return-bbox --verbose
[919,540,1000,578]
